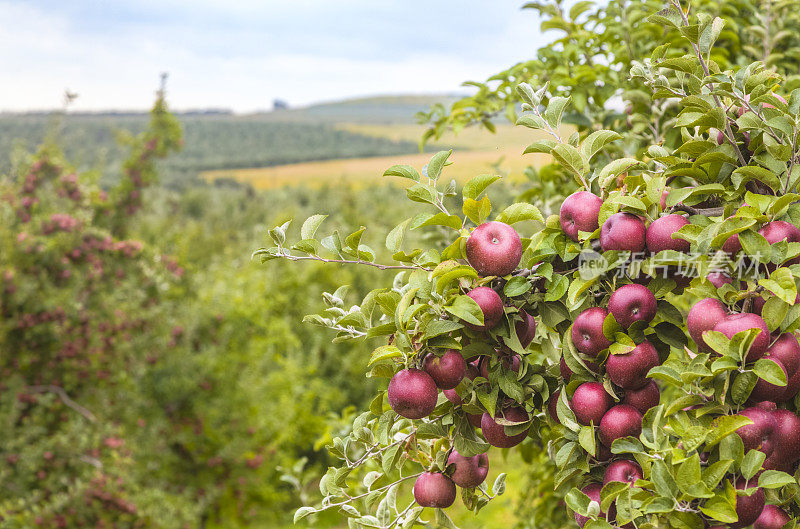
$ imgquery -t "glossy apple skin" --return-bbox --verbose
[608,284,657,329]
[574,483,604,528]
[707,272,733,288]
[466,221,522,277]
[599,405,643,447]
[571,382,613,426]
[446,450,489,488]
[765,409,800,472]
[622,380,660,414]
[603,459,643,486]
[687,298,728,353]
[387,369,438,419]
[759,220,800,266]
[514,310,537,348]
[600,212,647,253]
[606,341,660,390]
[559,356,573,381]
[736,407,777,459]
[723,233,743,255]
[423,349,466,390]
[548,389,562,424]
[413,472,456,508]
[481,407,529,448]
[748,357,788,403]
[713,313,771,361]
[560,191,603,241]
[646,214,690,253]
[732,478,765,528]
[754,504,790,529]
[465,286,504,330]
[572,307,612,356]
[769,333,800,402]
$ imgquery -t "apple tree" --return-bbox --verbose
[259,1,800,528]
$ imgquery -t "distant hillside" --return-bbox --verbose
[256,94,463,124]
[0,94,460,187]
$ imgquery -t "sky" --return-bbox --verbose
[0,0,549,113]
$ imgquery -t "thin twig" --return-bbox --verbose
[26,385,96,422]
[276,253,430,271]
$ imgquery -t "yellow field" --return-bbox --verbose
[201,123,559,190]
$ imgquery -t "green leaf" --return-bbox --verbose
[705,415,753,448]
[504,276,531,297]
[492,473,507,496]
[445,295,484,326]
[552,143,588,177]
[463,196,492,225]
[412,212,463,231]
[740,450,766,480]
[301,214,327,240]
[752,358,787,386]
[758,470,796,489]
[383,164,420,181]
[426,150,452,182]
[386,218,412,252]
[578,425,596,456]
[495,203,544,225]
[463,174,501,200]
[294,506,316,523]
[581,130,622,161]
[545,96,571,128]
[368,345,403,366]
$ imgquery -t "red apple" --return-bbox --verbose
[603,459,643,486]
[767,333,800,402]
[572,307,612,356]
[387,369,438,419]
[559,356,573,381]
[446,450,489,488]
[560,191,603,241]
[481,407,529,448]
[713,313,770,361]
[600,212,647,253]
[548,388,562,424]
[514,310,537,348]
[423,349,466,390]
[608,284,657,329]
[759,221,800,266]
[754,505,790,529]
[708,272,733,288]
[574,483,604,528]
[749,356,789,403]
[736,407,777,458]
[413,472,456,508]
[466,221,522,277]
[466,286,504,330]
[571,382,613,426]
[687,298,728,353]
[622,380,660,413]
[646,214,690,253]
[765,409,800,471]
[732,478,765,528]
[606,341,660,390]
[599,405,643,447]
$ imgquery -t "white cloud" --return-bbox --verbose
[0,0,546,112]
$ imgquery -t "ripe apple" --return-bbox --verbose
[754,505,790,529]
[603,459,643,486]
[608,284,657,329]
[713,313,770,361]
[606,341,660,390]
[481,406,529,448]
[514,310,537,348]
[548,389,562,424]
[767,333,800,402]
[446,450,489,488]
[732,478,765,528]
[387,369,439,419]
[622,380,660,413]
[687,298,728,353]
[571,382,613,426]
[707,272,733,288]
[599,405,643,447]
[765,409,800,471]
[574,483,604,528]
[723,233,743,255]
[736,407,777,458]
[659,188,669,210]
[423,349,466,390]
[645,214,690,253]
[600,212,647,253]
[466,286,504,330]
[560,191,603,241]
[572,307,612,356]
[759,220,800,265]
[559,356,573,381]
[413,472,456,508]
[466,221,522,277]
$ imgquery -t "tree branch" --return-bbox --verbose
[26,385,96,422]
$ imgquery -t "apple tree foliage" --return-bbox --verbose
[259,0,800,528]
